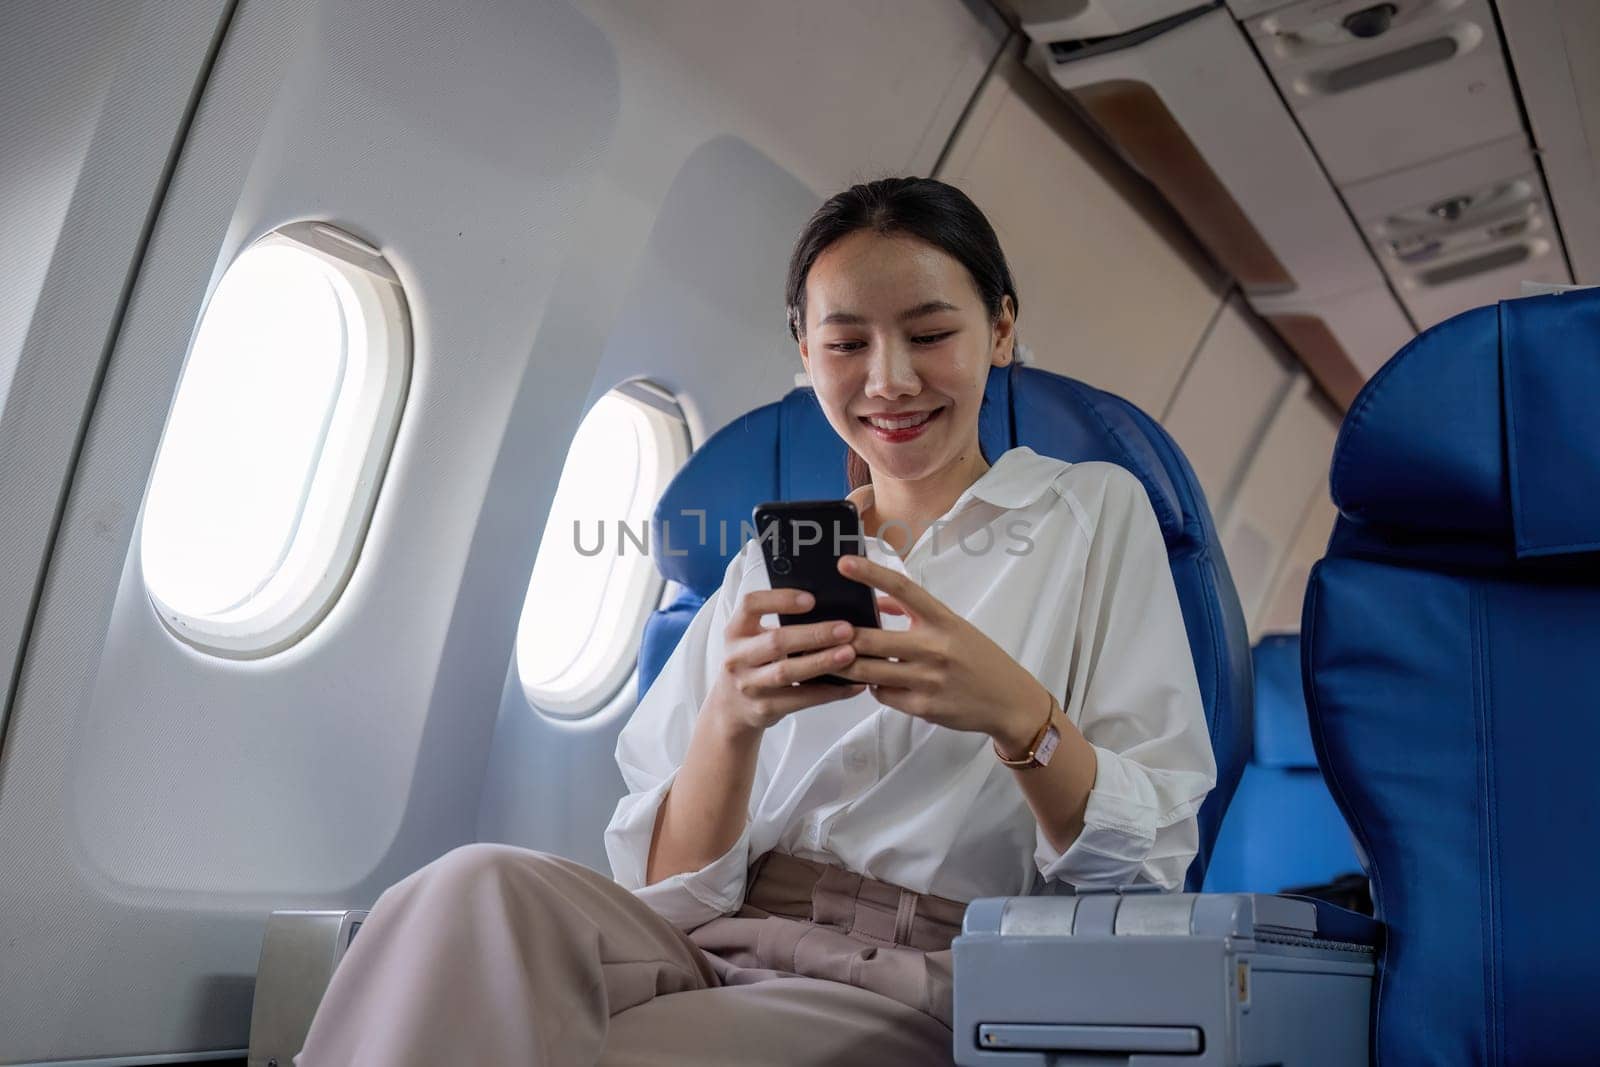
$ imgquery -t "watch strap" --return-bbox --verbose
[994,692,1061,768]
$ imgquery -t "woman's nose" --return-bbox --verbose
[864,341,920,399]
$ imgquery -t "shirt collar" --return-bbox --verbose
[847,446,1066,518]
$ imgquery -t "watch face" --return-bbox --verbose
[1033,724,1060,767]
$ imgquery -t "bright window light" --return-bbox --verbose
[517,384,690,717]
[141,223,410,657]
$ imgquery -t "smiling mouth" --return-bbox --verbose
[862,409,939,429]
[859,407,944,440]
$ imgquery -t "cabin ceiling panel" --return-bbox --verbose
[579,0,1005,194]
[1497,0,1600,284]
[939,50,1227,416]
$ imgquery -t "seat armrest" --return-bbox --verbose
[952,891,1378,1066]
[247,909,368,1067]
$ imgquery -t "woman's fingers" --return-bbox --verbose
[728,588,815,637]
[749,641,858,689]
[847,626,919,660]
[875,593,908,617]
[832,654,923,688]
[725,619,854,671]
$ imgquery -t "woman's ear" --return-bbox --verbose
[990,295,1017,367]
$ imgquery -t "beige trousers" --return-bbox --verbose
[295,844,959,1066]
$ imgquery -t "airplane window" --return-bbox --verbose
[517,382,689,718]
[140,223,410,657]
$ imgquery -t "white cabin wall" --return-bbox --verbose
[1219,377,1343,639]
[0,0,233,760]
[1161,296,1299,524]
[2,0,619,1059]
[1257,490,1340,637]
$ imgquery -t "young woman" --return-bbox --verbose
[297,178,1215,1067]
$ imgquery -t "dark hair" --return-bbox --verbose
[784,177,1019,490]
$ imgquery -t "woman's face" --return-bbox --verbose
[798,230,1014,488]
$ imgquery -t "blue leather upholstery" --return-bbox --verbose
[640,363,1252,889]
[1202,634,1360,894]
[1303,290,1600,1065]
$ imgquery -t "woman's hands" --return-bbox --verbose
[705,587,868,736]
[651,587,865,884]
[832,554,1052,753]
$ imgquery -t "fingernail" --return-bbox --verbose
[796,592,814,608]
[832,622,851,639]
[834,647,853,663]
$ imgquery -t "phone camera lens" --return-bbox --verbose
[771,557,792,576]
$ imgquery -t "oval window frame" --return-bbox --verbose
[516,381,691,719]
[140,221,412,658]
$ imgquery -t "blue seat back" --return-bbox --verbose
[1202,633,1360,894]
[1303,290,1600,1065]
[642,363,1252,889]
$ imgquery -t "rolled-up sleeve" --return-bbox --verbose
[1036,466,1216,891]
[604,548,755,929]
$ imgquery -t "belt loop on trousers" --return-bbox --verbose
[893,889,918,945]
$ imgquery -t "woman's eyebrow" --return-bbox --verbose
[898,300,960,322]
[818,300,961,326]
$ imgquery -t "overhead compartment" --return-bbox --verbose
[1021,3,1412,402]
[1025,6,1383,303]
[1244,0,1523,184]
[1342,134,1572,329]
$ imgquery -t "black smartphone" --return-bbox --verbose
[752,499,881,685]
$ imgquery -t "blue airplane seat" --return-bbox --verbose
[1303,290,1600,1065]
[639,362,1252,890]
[1202,633,1362,895]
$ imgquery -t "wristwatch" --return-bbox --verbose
[994,692,1061,769]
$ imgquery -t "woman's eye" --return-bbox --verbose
[913,331,955,345]
[827,341,866,353]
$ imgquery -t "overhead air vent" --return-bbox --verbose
[1308,35,1458,94]
[1245,0,1520,184]
[1344,136,1570,327]
[1418,244,1532,287]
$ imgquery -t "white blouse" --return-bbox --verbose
[605,446,1216,930]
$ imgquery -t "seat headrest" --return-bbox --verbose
[1331,290,1600,564]
[653,364,1197,596]
[1007,368,1189,549]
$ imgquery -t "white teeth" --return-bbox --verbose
[867,411,934,430]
